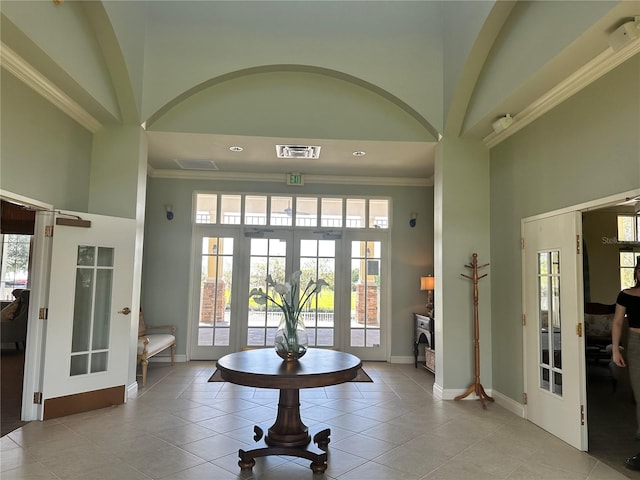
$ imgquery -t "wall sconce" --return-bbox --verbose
[420,275,435,317]
[409,212,418,228]
[165,205,174,221]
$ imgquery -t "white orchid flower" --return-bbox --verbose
[290,270,302,284]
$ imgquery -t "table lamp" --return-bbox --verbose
[420,275,435,318]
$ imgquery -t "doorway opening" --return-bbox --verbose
[582,204,639,476]
[0,199,35,436]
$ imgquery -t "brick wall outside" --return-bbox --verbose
[355,283,379,325]
[200,278,227,325]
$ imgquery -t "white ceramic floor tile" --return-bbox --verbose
[0,361,634,480]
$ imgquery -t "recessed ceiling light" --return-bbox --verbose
[352,151,366,157]
[229,146,243,152]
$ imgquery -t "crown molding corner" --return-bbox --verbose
[0,42,102,133]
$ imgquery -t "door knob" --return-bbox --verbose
[118,307,131,315]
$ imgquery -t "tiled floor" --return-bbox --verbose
[0,361,637,480]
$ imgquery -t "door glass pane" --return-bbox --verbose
[296,197,317,227]
[71,245,114,376]
[77,245,95,266]
[248,238,287,346]
[537,250,562,396]
[350,241,381,347]
[70,355,88,376]
[196,193,217,224]
[97,247,114,267]
[91,351,108,373]
[72,268,93,352]
[270,196,292,226]
[92,269,112,349]
[199,237,234,346]
[300,239,335,347]
[245,196,267,225]
[221,195,241,224]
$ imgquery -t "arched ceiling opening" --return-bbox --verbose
[146,66,439,180]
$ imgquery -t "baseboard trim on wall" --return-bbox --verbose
[148,354,187,363]
[126,381,138,400]
[432,381,443,400]
[440,387,494,401]
[389,355,414,364]
[491,389,525,418]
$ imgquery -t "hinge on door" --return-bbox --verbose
[576,235,580,254]
[522,314,526,326]
[523,393,527,405]
[39,308,48,320]
[45,225,54,237]
[576,322,583,337]
[33,392,42,404]
[580,404,585,425]
[521,238,525,249]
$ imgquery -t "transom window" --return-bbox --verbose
[195,193,389,229]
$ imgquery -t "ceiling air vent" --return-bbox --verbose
[175,159,218,171]
[276,145,321,159]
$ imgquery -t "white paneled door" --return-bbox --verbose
[41,212,135,419]
[523,212,587,450]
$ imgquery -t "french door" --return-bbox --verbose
[190,227,387,360]
[523,212,587,450]
[245,231,340,351]
[189,230,240,360]
[42,212,135,418]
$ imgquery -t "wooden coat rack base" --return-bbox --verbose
[456,253,494,410]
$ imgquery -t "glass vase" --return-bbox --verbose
[274,315,308,361]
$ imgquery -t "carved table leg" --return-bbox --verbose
[236,389,332,473]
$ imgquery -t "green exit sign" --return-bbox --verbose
[287,173,304,186]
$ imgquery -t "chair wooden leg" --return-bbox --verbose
[141,358,148,386]
[170,344,176,366]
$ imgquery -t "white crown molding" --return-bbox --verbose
[484,38,640,148]
[0,42,102,133]
[147,166,433,187]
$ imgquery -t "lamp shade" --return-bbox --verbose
[420,276,434,291]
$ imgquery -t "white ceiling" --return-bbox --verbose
[146,132,438,181]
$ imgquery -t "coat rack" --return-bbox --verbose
[455,253,494,409]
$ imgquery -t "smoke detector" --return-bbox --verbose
[492,114,514,133]
[276,145,321,159]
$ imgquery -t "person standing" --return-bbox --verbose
[612,257,640,470]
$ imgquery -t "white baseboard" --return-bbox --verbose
[148,354,188,363]
[126,381,138,400]
[389,355,414,364]
[440,387,493,401]
[492,389,525,417]
[432,382,443,400]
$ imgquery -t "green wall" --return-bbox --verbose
[141,177,433,358]
[0,71,92,211]
[489,56,640,401]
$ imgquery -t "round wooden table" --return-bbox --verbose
[216,348,362,473]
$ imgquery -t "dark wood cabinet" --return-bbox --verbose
[414,313,435,373]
